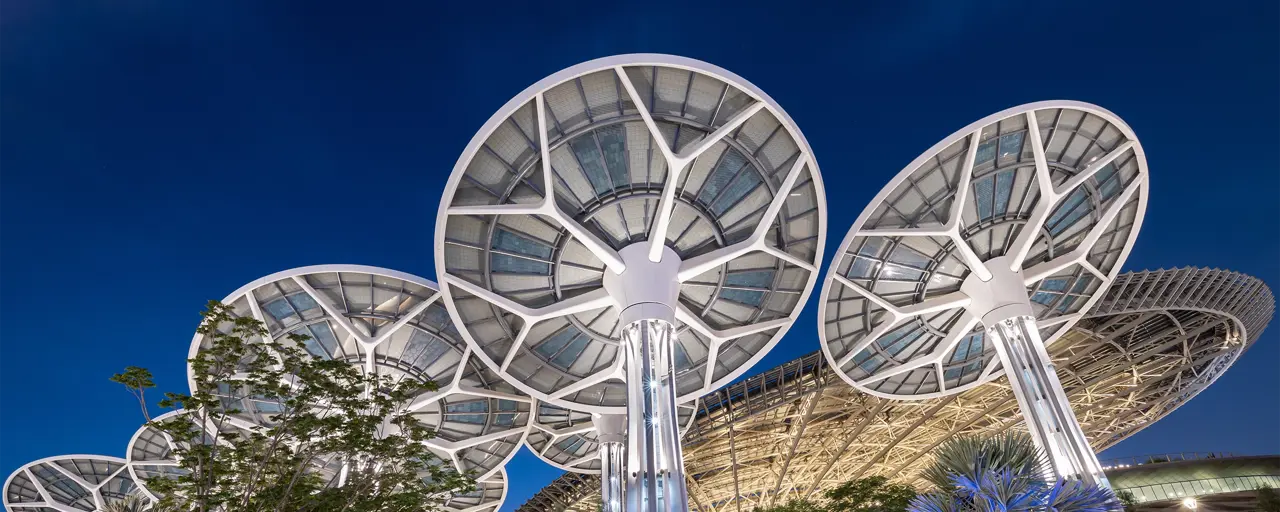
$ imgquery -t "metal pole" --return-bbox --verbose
[596,414,627,512]
[624,319,689,512]
[986,316,1110,487]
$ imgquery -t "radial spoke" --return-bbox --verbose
[1079,174,1145,251]
[367,293,439,347]
[549,362,623,400]
[676,307,791,344]
[445,276,614,322]
[858,226,950,237]
[426,427,524,452]
[613,67,677,164]
[750,154,808,241]
[1053,141,1136,197]
[1022,252,1083,285]
[760,244,816,272]
[453,385,533,403]
[676,155,810,282]
[836,318,902,367]
[535,93,556,197]
[446,203,543,216]
[675,102,765,164]
[292,276,368,343]
[647,101,766,263]
[1008,111,1057,270]
[549,206,627,273]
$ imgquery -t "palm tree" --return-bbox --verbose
[103,495,151,512]
[908,432,1121,512]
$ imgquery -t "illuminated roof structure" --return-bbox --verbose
[433,54,827,414]
[517,267,1273,511]
[525,400,699,473]
[4,455,143,512]
[187,265,531,482]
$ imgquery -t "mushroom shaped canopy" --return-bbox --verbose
[436,54,827,414]
[187,265,531,482]
[4,455,144,512]
[819,101,1148,399]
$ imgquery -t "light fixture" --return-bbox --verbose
[1181,496,1198,509]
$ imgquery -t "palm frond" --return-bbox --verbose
[907,491,966,512]
[1043,479,1122,512]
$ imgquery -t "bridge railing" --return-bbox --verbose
[1100,452,1238,470]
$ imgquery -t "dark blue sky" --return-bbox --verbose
[2,2,1276,510]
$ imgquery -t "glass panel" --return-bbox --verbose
[551,335,590,370]
[998,131,1024,158]
[719,288,764,307]
[698,148,747,204]
[974,139,997,165]
[994,170,1013,216]
[491,254,551,275]
[493,228,553,259]
[287,292,320,313]
[534,327,580,360]
[596,124,630,189]
[570,135,613,194]
[711,168,762,215]
[975,176,994,220]
[724,269,775,288]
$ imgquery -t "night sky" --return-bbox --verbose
[2,2,1276,510]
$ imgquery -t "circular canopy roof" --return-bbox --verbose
[524,400,698,474]
[443,468,508,512]
[188,265,531,481]
[435,54,826,414]
[818,101,1149,399]
[4,455,142,511]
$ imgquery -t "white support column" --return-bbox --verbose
[986,316,1109,487]
[623,319,689,512]
[962,256,1109,488]
[604,243,690,512]
[595,414,627,512]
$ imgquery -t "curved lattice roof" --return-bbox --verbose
[4,455,142,512]
[187,265,531,482]
[435,54,827,414]
[517,267,1273,512]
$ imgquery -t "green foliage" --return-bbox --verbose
[114,300,471,512]
[753,476,916,512]
[755,499,827,512]
[824,476,917,512]
[1259,484,1280,512]
[908,432,1122,512]
[1113,490,1137,512]
[110,366,156,422]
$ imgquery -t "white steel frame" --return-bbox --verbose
[435,55,826,511]
[435,54,826,414]
[186,264,531,484]
[3,455,141,512]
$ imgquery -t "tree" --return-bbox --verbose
[825,476,917,512]
[1114,490,1138,512]
[754,477,916,512]
[113,300,471,512]
[1259,484,1280,512]
[908,432,1122,512]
